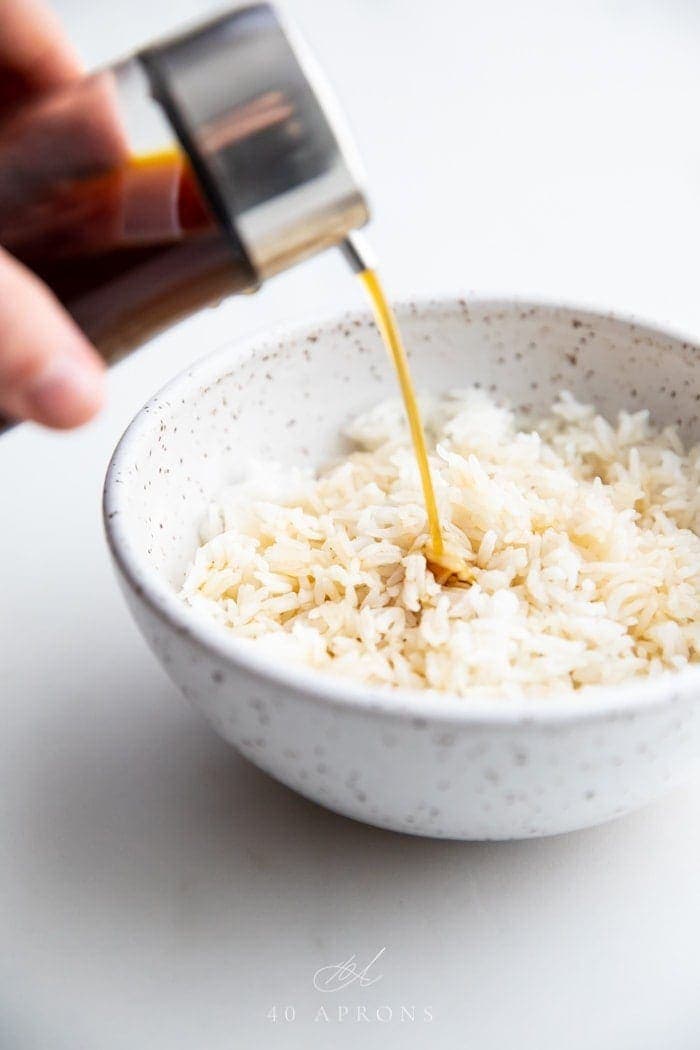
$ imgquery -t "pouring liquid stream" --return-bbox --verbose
[351,250,471,585]
[358,268,444,558]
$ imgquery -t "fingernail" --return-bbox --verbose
[24,357,105,429]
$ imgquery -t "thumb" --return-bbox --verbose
[0,246,105,428]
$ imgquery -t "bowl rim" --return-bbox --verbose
[103,294,700,726]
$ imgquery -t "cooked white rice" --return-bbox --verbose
[180,389,700,698]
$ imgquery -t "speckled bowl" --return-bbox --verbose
[104,298,700,839]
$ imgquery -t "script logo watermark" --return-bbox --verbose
[312,948,386,992]
[265,948,434,1024]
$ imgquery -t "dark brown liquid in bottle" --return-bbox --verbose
[0,147,254,361]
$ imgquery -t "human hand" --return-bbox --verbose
[0,0,105,430]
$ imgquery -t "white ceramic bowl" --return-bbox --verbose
[104,298,700,839]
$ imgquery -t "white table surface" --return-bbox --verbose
[3,1,700,1046]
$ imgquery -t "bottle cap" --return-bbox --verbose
[140,2,370,282]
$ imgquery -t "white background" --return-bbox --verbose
[2,1,700,1047]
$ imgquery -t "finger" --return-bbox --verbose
[0,247,105,429]
[0,0,82,118]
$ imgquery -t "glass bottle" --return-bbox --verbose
[0,2,369,363]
